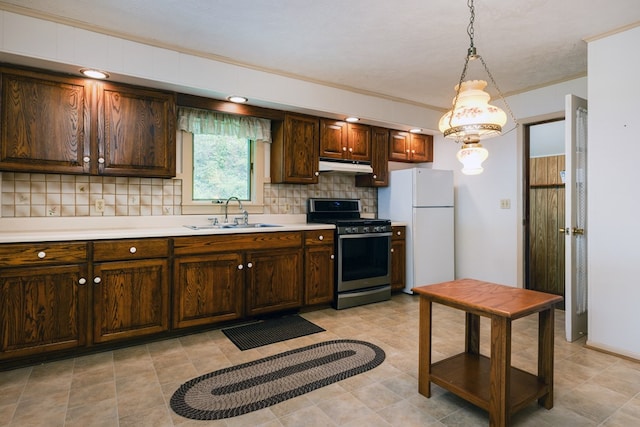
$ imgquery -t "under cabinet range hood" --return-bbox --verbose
[318,159,373,174]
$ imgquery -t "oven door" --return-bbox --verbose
[337,232,391,292]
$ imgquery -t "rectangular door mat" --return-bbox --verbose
[222,315,325,350]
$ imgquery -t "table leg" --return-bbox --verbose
[465,312,480,355]
[538,308,555,409]
[418,297,432,398]
[489,316,511,427]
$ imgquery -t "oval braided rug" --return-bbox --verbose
[170,339,385,420]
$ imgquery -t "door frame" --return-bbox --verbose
[516,111,564,290]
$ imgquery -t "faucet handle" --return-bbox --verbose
[242,209,249,225]
[208,217,219,225]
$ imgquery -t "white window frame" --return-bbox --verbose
[176,130,267,215]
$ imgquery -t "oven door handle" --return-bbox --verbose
[338,232,392,239]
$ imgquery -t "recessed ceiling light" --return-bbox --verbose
[79,68,109,79]
[345,117,359,123]
[227,96,248,103]
[409,128,422,133]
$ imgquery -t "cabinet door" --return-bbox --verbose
[320,119,347,160]
[0,264,88,360]
[246,248,303,316]
[356,126,388,187]
[98,83,176,177]
[92,259,169,343]
[389,130,411,162]
[304,244,334,305]
[410,133,434,162]
[346,123,371,162]
[390,227,406,292]
[271,113,319,184]
[0,68,90,174]
[173,253,244,329]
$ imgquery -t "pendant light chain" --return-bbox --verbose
[447,0,517,138]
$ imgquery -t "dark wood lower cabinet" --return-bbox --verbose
[390,226,406,291]
[0,229,334,367]
[0,264,88,360]
[172,252,244,329]
[304,230,334,305]
[245,248,303,316]
[93,259,170,343]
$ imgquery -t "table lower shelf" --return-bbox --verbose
[429,352,549,414]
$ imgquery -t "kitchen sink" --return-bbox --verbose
[184,223,282,230]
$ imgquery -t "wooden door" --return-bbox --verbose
[0,264,88,359]
[389,130,411,161]
[304,244,334,305]
[246,247,302,316]
[272,113,319,184]
[356,126,389,187]
[98,83,176,177]
[92,259,169,343]
[390,226,406,291]
[410,133,433,162]
[0,68,90,174]
[346,122,371,162]
[528,155,566,301]
[172,253,244,329]
[319,119,346,159]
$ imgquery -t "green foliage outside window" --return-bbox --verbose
[192,134,251,201]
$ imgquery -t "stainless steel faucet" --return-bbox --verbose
[224,196,245,223]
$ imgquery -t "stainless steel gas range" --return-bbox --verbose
[307,198,392,309]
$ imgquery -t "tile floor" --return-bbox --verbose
[1,293,639,426]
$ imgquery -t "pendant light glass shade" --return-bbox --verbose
[456,143,488,175]
[438,80,507,143]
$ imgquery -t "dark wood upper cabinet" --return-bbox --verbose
[271,113,320,184]
[97,83,176,177]
[320,119,371,162]
[0,67,90,174]
[0,65,176,177]
[356,126,389,187]
[389,130,433,163]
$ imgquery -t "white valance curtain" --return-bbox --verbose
[178,107,271,143]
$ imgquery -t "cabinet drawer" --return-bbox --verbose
[0,242,87,267]
[173,232,302,256]
[304,230,334,245]
[93,238,169,261]
[391,226,405,240]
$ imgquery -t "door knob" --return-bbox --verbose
[572,227,585,235]
[559,227,570,235]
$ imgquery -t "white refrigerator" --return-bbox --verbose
[378,168,454,294]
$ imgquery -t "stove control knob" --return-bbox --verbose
[363,227,369,233]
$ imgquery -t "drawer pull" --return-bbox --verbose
[93,277,101,284]
[391,248,394,253]
[247,262,253,268]
[238,264,243,270]
[98,157,105,164]
[78,278,87,285]
[83,156,90,163]
[129,246,137,254]
[330,254,335,259]
[318,235,324,241]
[37,251,46,259]
[397,231,402,236]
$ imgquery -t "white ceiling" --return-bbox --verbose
[1,0,639,111]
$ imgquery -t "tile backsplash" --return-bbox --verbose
[1,172,376,217]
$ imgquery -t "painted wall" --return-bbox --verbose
[587,25,640,359]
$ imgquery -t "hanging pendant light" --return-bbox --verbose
[439,0,517,175]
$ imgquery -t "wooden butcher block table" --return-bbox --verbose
[413,278,563,427]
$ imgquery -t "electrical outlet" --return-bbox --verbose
[500,199,511,209]
[95,199,105,212]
